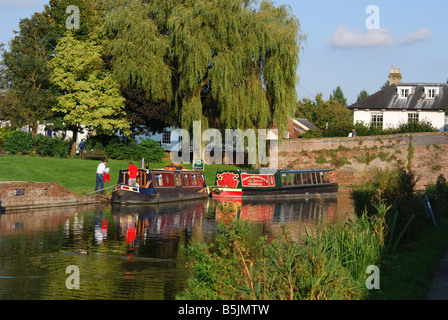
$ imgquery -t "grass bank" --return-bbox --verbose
[0,154,238,195]
[370,218,448,300]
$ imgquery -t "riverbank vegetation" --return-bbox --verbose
[178,168,448,300]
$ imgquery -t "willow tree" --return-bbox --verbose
[50,32,130,139]
[103,0,304,135]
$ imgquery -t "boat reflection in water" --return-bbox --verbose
[213,195,346,241]
[111,199,213,255]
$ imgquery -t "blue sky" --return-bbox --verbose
[1,0,447,105]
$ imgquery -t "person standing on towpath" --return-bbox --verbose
[95,158,108,194]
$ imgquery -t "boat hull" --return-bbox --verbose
[211,183,338,199]
[212,168,339,199]
[112,186,208,205]
[211,187,243,198]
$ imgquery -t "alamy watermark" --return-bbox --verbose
[65,5,80,30]
[365,5,380,30]
[66,265,80,289]
[169,121,278,170]
[365,265,380,290]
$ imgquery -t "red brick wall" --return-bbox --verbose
[0,182,99,210]
[278,132,448,189]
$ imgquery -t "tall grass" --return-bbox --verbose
[177,201,390,300]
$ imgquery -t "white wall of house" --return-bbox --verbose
[354,110,446,131]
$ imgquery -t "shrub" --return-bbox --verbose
[86,135,165,162]
[0,127,13,151]
[300,129,323,138]
[136,138,165,162]
[33,134,69,158]
[351,167,428,253]
[4,130,33,154]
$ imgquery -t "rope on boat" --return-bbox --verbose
[85,184,119,195]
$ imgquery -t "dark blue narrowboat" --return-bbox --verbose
[112,167,208,205]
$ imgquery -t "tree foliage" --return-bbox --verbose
[296,93,353,137]
[50,31,130,137]
[1,0,305,138]
[0,12,57,134]
[103,0,305,135]
[357,90,369,102]
[329,86,347,107]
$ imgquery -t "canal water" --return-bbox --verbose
[0,193,353,300]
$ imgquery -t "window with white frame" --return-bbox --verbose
[399,88,409,98]
[371,112,383,128]
[397,86,413,99]
[408,112,419,123]
[425,87,439,99]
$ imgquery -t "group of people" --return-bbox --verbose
[95,159,138,194]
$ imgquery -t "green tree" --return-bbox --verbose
[50,31,130,139]
[357,90,369,102]
[103,0,305,135]
[329,86,347,107]
[381,80,389,90]
[296,94,353,137]
[0,12,57,134]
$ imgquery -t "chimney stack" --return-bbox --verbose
[388,65,402,85]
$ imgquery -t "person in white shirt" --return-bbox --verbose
[95,158,108,194]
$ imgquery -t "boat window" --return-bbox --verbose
[154,173,163,186]
[282,173,294,186]
[314,172,321,184]
[174,173,182,187]
[191,174,197,185]
[294,173,302,185]
[302,173,311,185]
[183,174,189,186]
[322,172,330,184]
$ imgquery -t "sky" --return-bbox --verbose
[1,0,447,105]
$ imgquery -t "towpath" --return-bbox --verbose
[426,251,448,300]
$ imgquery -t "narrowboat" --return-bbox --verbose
[211,168,338,199]
[112,167,209,205]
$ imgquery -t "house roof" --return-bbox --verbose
[348,83,448,111]
[293,118,320,131]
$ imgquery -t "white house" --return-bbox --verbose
[348,67,448,131]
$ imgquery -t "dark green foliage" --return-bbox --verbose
[86,135,165,162]
[33,134,69,158]
[353,120,438,137]
[3,130,69,157]
[425,174,448,221]
[4,130,33,155]
[351,168,428,252]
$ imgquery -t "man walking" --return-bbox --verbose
[95,158,108,194]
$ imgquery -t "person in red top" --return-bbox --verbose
[128,161,139,186]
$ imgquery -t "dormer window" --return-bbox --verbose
[425,87,439,99]
[397,86,413,99]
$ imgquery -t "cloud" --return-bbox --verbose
[330,25,432,48]
[399,28,432,46]
[330,25,393,48]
